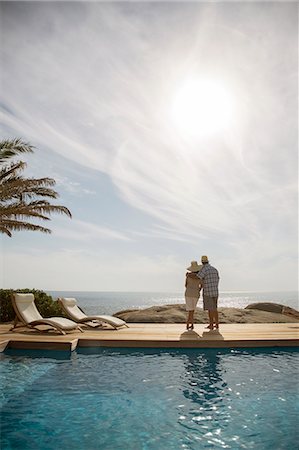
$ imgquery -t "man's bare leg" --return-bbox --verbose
[214,310,219,329]
[206,310,214,330]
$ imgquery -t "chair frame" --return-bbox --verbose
[58,298,129,330]
[10,294,84,335]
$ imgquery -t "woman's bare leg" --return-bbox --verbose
[187,311,194,329]
[190,310,194,328]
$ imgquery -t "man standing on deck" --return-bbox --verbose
[188,255,220,330]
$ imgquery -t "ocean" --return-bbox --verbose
[47,290,299,316]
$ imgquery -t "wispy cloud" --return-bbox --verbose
[50,218,132,242]
[53,175,96,196]
[1,3,296,244]
[0,2,297,291]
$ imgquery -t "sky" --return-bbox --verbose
[0,1,298,293]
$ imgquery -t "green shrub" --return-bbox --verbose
[0,289,66,323]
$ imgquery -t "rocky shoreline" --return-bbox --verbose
[114,302,299,324]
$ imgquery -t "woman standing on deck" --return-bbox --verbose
[185,261,202,330]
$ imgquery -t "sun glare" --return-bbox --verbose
[171,79,234,138]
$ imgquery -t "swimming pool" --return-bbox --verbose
[1,347,298,449]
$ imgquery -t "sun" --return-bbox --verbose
[171,79,234,138]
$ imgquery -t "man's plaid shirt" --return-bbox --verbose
[197,264,219,297]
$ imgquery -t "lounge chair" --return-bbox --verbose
[58,297,128,329]
[10,293,84,335]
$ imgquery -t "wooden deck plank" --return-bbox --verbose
[0,322,298,350]
[7,339,78,352]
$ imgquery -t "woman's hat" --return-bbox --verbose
[201,255,209,263]
[187,261,202,272]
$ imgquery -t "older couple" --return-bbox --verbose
[185,255,220,331]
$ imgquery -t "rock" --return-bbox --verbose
[114,303,299,324]
[245,302,299,319]
[245,303,284,313]
[114,304,187,323]
[282,306,299,319]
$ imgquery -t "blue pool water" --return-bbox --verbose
[0,348,298,449]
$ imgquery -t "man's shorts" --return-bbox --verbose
[185,297,199,311]
[203,295,218,311]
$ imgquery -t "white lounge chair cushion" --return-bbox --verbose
[14,293,44,323]
[60,297,86,320]
[93,315,127,327]
[62,298,77,307]
[14,293,78,330]
[60,297,127,327]
[44,317,80,330]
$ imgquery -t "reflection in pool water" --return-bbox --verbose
[1,347,298,449]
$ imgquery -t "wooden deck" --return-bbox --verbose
[0,322,298,352]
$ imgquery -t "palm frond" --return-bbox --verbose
[0,208,50,221]
[0,138,34,163]
[0,226,12,237]
[23,203,72,218]
[0,161,26,182]
[0,138,72,236]
[0,186,58,202]
[0,201,72,220]
[0,220,51,236]
[0,178,59,202]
